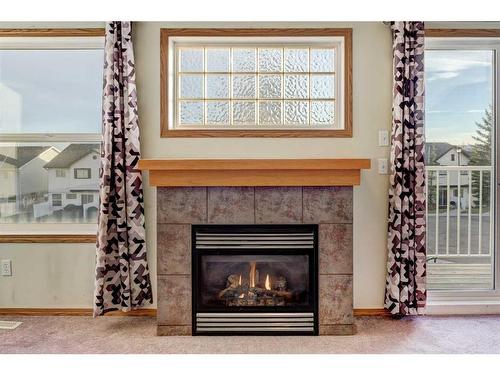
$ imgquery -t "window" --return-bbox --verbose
[161,28,352,137]
[425,34,499,303]
[52,194,62,207]
[81,194,94,204]
[0,32,104,234]
[74,168,91,179]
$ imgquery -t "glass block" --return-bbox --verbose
[180,101,204,124]
[233,48,256,72]
[311,101,334,125]
[206,75,230,99]
[259,75,282,99]
[207,101,230,124]
[285,101,308,125]
[311,75,335,99]
[311,49,335,72]
[233,75,256,99]
[180,49,204,72]
[233,101,256,125]
[206,48,230,72]
[179,75,203,99]
[259,101,282,125]
[258,48,282,72]
[284,48,308,72]
[284,74,309,99]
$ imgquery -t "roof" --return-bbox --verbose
[435,146,471,162]
[425,142,470,165]
[44,144,100,169]
[0,146,51,167]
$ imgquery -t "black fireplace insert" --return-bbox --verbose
[192,224,318,335]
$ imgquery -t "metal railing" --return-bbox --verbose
[425,166,494,258]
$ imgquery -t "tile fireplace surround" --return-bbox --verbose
[138,159,371,336]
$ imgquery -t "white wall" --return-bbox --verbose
[2,21,495,310]
[19,148,59,196]
[0,243,95,307]
[47,151,100,195]
[134,21,393,309]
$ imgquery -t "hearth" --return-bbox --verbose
[192,224,318,335]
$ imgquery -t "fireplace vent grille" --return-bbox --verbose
[195,231,315,250]
[196,313,315,332]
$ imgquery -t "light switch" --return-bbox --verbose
[378,158,389,175]
[378,130,389,146]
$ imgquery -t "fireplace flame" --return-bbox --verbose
[249,262,256,288]
[238,274,242,286]
[265,274,271,290]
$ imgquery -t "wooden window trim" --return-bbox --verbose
[0,28,105,37]
[0,28,103,244]
[160,28,353,138]
[426,29,500,38]
[0,234,96,243]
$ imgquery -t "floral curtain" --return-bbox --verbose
[94,21,153,316]
[384,21,426,316]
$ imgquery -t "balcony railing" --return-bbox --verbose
[425,166,494,258]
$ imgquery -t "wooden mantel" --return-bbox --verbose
[138,159,371,187]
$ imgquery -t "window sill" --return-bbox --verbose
[0,234,96,243]
[160,128,353,138]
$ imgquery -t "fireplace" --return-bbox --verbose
[139,157,371,336]
[192,225,318,335]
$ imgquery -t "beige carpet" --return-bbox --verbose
[1,315,499,354]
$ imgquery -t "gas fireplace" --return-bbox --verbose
[192,224,318,335]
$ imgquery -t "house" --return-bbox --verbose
[425,142,473,209]
[41,143,100,221]
[0,146,60,220]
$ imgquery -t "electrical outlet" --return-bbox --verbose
[1,260,12,276]
[378,130,389,146]
[378,158,389,175]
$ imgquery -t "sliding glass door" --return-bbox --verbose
[425,37,499,305]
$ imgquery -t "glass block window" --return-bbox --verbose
[177,46,337,128]
[164,33,349,134]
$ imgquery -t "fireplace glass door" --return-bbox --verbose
[198,253,312,309]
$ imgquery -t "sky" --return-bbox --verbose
[425,50,493,145]
[0,47,493,143]
[0,49,103,134]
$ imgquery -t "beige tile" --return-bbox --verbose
[157,224,191,275]
[319,275,353,325]
[207,187,255,224]
[303,187,353,223]
[319,224,353,274]
[157,187,207,224]
[255,187,302,223]
[157,275,191,326]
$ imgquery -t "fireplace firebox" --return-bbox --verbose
[192,224,318,335]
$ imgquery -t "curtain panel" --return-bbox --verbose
[384,21,426,316]
[94,21,153,316]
